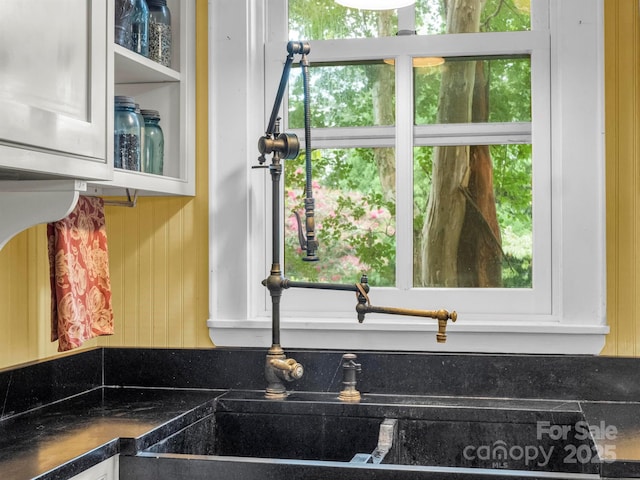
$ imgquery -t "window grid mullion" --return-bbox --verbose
[395,55,414,291]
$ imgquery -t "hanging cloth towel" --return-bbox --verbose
[48,196,114,352]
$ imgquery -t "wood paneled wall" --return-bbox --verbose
[101,194,209,349]
[602,0,640,356]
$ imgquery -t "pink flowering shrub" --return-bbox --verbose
[284,161,396,286]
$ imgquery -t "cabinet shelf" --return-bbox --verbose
[114,44,181,83]
[91,0,195,198]
[91,168,191,197]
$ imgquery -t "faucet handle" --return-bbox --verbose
[287,359,304,380]
[342,353,361,370]
[270,358,304,380]
[339,353,361,402]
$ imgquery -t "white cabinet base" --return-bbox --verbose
[69,456,119,480]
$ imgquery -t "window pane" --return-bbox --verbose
[413,144,532,288]
[414,56,531,124]
[288,0,531,40]
[289,62,395,128]
[285,148,396,286]
[415,0,531,35]
[289,1,398,40]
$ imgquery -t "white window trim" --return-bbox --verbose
[267,30,550,318]
[208,0,608,354]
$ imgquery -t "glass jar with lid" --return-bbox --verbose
[147,0,172,67]
[134,103,146,170]
[115,0,136,49]
[114,96,141,171]
[131,0,150,56]
[141,109,164,175]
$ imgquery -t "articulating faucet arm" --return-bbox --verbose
[283,275,457,343]
[354,280,457,343]
[265,41,309,138]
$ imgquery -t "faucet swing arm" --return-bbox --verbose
[264,41,308,140]
[257,40,317,261]
[279,275,457,343]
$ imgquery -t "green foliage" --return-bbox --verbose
[289,64,394,129]
[285,150,396,286]
[289,1,396,39]
[285,0,533,288]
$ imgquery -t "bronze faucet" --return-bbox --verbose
[258,42,457,400]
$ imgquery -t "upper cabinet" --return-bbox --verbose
[0,0,196,249]
[0,0,110,181]
[93,0,196,196]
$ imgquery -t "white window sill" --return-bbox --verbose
[207,317,608,354]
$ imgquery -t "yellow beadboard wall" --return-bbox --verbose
[1,0,639,368]
[97,0,211,350]
[602,0,640,356]
[0,0,210,369]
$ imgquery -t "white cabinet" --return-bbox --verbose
[0,0,195,250]
[69,456,119,480]
[92,0,196,196]
[0,0,104,250]
[0,0,110,181]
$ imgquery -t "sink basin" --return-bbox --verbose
[121,392,602,480]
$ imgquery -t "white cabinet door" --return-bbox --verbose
[69,456,119,480]
[0,0,110,181]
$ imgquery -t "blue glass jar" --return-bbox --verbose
[131,0,150,56]
[134,103,146,170]
[147,0,172,67]
[115,0,135,49]
[141,109,164,175]
[114,96,141,171]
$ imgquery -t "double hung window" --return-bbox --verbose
[208,0,607,353]
[272,0,548,318]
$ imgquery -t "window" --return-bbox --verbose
[208,0,607,354]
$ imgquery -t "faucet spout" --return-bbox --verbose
[355,281,457,343]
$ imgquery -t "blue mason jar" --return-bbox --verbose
[141,109,164,175]
[131,0,150,56]
[134,103,146,170]
[115,0,136,49]
[114,96,141,171]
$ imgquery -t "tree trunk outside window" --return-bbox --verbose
[419,0,502,287]
[371,10,396,202]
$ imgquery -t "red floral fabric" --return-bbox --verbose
[48,196,114,351]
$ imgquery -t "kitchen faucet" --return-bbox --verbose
[257,41,457,400]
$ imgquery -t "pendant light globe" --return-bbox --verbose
[335,0,415,10]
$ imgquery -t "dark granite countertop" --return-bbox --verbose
[581,401,640,478]
[2,348,640,479]
[0,387,225,480]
